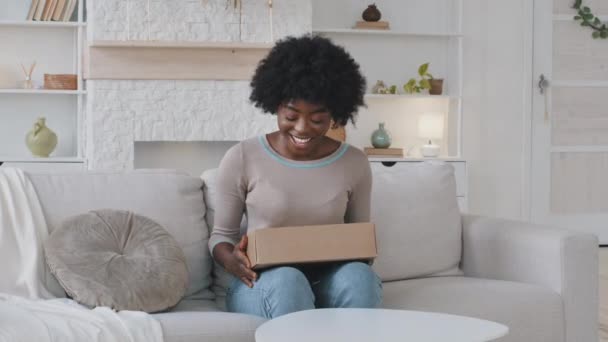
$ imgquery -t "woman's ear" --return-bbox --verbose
[331,120,340,129]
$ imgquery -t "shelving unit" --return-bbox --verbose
[0,0,86,171]
[312,0,463,159]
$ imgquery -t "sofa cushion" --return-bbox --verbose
[370,161,462,281]
[28,170,213,299]
[382,276,565,342]
[45,209,189,312]
[153,307,266,342]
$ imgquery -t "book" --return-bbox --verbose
[27,0,40,20]
[52,0,67,21]
[62,0,77,21]
[33,0,47,20]
[354,21,390,30]
[46,0,58,20]
[364,147,404,157]
[41,0,54,20]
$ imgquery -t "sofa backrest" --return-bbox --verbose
[27,169,213,299]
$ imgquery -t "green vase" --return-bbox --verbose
[26,117,58,157]
[371,122,391,148]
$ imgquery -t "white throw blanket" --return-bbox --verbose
[0,168,163,342]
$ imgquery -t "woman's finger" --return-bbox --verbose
[240,276,253,288]
[238,235,248,251]
[238,263,257,281]
[234,249,252,269]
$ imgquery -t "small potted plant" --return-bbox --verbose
[429,78,444,95]
[403,63,444,95]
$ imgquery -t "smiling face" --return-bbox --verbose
[275,99,334,160]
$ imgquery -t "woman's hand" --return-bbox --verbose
[220,236,258,288]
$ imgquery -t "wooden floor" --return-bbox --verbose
[600,248,608,341]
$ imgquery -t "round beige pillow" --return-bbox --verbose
[44,209,189,313]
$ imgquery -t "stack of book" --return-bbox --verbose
[26,0,78,22]
[364,147,404,158]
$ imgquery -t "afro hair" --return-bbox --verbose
[249,35,366,126]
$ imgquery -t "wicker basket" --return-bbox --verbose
[44,74,77,90]
[326,125,346,142]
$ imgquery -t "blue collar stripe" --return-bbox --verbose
[259,136,348,169]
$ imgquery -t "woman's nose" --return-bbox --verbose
[294,119,310,134]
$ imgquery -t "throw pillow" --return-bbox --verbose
[44,209,189,313]
[371,161,463,281]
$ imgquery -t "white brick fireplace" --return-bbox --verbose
[85,0,311,171]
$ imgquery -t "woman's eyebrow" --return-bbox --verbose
[286,104,302,113]
[311,107,329,114]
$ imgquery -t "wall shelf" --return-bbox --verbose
[0,20,85,28]
[88,40,273,49]
[313,28,463,38]
[0,89,86,95]
[0,157,85,163]
[365,93,457,99]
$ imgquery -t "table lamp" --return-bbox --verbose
[417,113,444,158]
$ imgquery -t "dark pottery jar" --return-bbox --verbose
[362,4,381,22]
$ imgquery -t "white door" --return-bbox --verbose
[531,0,608,242]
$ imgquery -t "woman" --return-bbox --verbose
[208,35,382,319]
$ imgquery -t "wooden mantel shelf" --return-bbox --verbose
[85,40,274,80]
[88,40,273,49]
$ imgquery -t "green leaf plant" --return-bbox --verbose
[573,0,608,39]
[404,63,433,94]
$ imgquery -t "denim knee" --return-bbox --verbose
[316,262,383,308]
[227,266,315,318]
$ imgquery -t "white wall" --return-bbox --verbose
[462,0,531,220]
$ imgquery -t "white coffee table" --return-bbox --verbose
[255,308,508,342]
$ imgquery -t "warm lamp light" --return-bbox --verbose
[417,113,444,158]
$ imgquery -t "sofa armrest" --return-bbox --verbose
[461,214,598,342]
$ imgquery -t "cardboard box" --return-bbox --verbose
[246,223,377,270]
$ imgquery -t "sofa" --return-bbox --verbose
[22,162,598,342]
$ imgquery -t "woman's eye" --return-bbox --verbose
[285,116,297,121]
[311,120,324,125]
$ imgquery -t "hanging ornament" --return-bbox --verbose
[268,0,274,42]
[573,0,608,39]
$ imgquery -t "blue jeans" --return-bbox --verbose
[226,261,383,319]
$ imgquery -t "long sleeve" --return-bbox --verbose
[345,156,372,223]
[208,143,247,254]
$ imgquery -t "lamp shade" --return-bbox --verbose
[417,113,444,139]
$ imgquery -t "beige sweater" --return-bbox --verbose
[208,135,372,253]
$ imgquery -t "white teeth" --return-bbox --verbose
[292,136,312,144]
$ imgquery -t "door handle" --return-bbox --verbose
[538,74,550,122]
[539,74,549,94]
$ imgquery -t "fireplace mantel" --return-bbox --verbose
[85,40,273,80]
